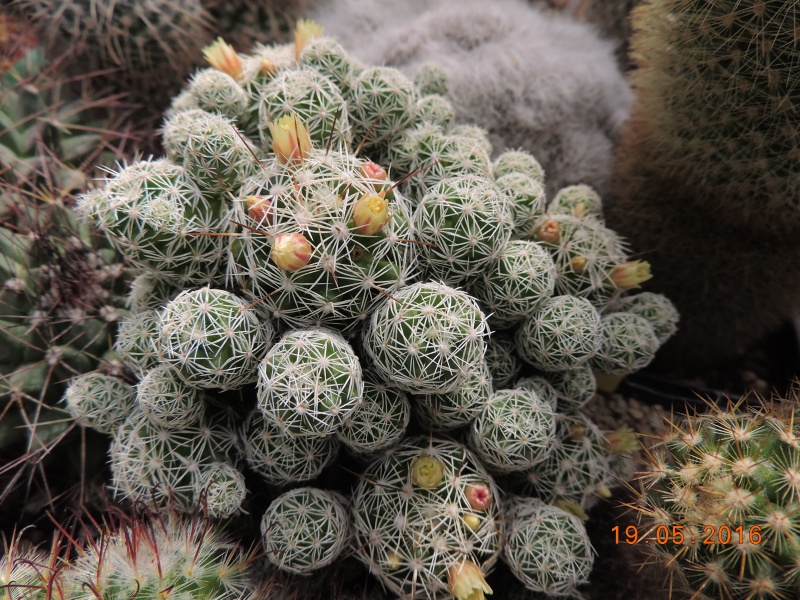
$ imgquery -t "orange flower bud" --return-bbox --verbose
[270,232,312,271]
[360,161,388,181]
[295,19,324,59]
[202,37,243,80]
[352,194,390,235]
[269,114,312,164]
[246,196,274,222]
[465,482,493,511]
[536,219,560,244]
[610,260,653,290]
[448,561,493,600]
[410,452,445,488]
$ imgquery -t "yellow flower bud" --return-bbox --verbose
[269,114,312,164]
[246,196,274,223]
[570,256,588,274]
[462,513,481,532]
[352,194,390,235]
[295,19,324,59]
[535,219,560,244]
[202,37,243,80]
[385,551,403,570]
[553,499,589,522]
[610,260,653,290]
[410,452,445,488]
[270,232,312,271]
[448,561,493,600]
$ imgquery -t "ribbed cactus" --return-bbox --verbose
[637,397,800,599]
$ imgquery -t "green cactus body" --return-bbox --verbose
[62,373,136,435]
[136,364,205,429]
[607,291,679,345]
[493,150,545,185]
[496,173,547,239]
[591,312,660,376]
[362,282,488,394]
[229,148,418,332]
[243,409,339,485]
[469,389,556,474]
[300,36,359,95]
[638,401,800,600]
[503,496,594,597]
[414,360,493,432]
[337,367,410,456]
[352,436,502,598]
[414,94,456,130]
[471,239,556,329]
[261,487,350,574]
[484,333,523,390]
[515,295,601,372]
[257,328,363,437]
[515,376,560,411]
[187,68,250,120]
[158,287,273,390]
[542,366,597,413]
[114,309,161,378]
[414,175,514,284]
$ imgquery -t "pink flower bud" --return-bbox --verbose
[202,37,243,80]
[360,161,388,181]
[465,482,493,511]
[270,232,312,271]
[269,114,312,164]
[352,194,390,235]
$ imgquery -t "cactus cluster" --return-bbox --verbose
[42,21,681,598]
[636,396,800,600]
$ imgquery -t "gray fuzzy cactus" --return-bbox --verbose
[362,281,488,394]
[261,487,350,574]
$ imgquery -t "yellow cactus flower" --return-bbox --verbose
[610,260,653,290]
[352,194,390,235]
[448,561,493,600]
[269,114,312,164]
[270,232,313,271]
[410,452,445,488]
[202,37,243,80]
[295,19,324,59]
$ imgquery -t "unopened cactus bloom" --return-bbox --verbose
[203,37,243,80]
[295,19,324,59]
[270,232,313,271]
[462,513,482,531]
[270,114,312,164]
[610,260,653,290]
[536,219,561,244]
[360,161,388,181]
[246,196,273,222]
[465,482,493,511]
[352,194,390,235]
[448,560,493,600]
[410,452,445,488]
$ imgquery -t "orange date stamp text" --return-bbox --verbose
[612,525,762,546]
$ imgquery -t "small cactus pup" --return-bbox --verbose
[362,281,489,394]
[257,328,363,437]
[59,508,258,600]
[636,397,800,600]
[548,184,604,221]
[62,373,137,435]
[228,133,417,333]
[590,311,660,377]
[541,365,597,414]
[468,388,556,474]
[607,291,679,345]
[413,360,493,433]
[336,367,410,456]
[514,295,600,372]
[503,496,594,597]
[484,332,523,390]
[136,363,205,429]
[158,287,273,390]
[351,436,502,598]
[261,487,350,575]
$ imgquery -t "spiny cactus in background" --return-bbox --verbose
[313,0,632,196]
[607,0,800,368]
[636,395,800,600]
[261,487,350,575]
[205,0,310,52]
[352,437,502,598]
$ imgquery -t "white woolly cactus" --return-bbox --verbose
[413,175,513,284]
[228,147,417,332]
[515,295,600,372]
[352,436,502,598]
[591,312,660,376]
[503,496,594,597]
[549,184,604,220]
[337,368,410,455]
[484,333,523,389]
[159,287,273,390]
[261,487,350,575]
[113,309,161,377]
[470,240,556,329]
[243,410,339,486]
[414,360,493,432]
[362,281,488,394]
[469,389,556,474]
[78,159,228,287]
[257,328,363,437]
[607,291,679,344]
[137,364,205,429]
[62,373,137,435]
